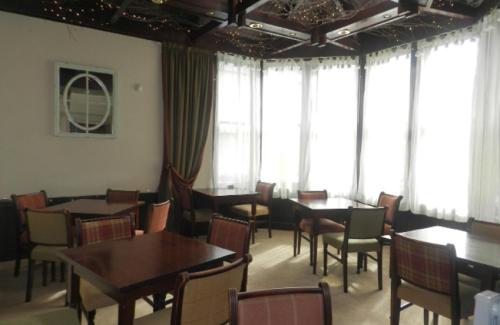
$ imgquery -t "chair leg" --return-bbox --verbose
[25,257,33,302]
[51,262,56,281]
[42,261,48,287]
[86,310,96,325]
[14,255,21,277]
[433,313,439,325]
[377,250,383,290]
[60,262,65,282]
[390,289,401,325]
[251,220,256,244]
[297,231,302,255]
[293,230,297,257]
[309,234,313,266]
[424,309,429,325]
[312,234,318,275]
[364,254,368,272]
[342,251,348,293]
[323,243,328,276]
[268,216,272,238]
[357,253,362,274]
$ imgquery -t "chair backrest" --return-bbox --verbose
[229,282,332,325]
[207,215,251,261]
[146,201,171,234]
[26,209,72,247]
[105,189,140,204]
[298,190,327,201]
[377,192,403,225]
[255,181,276,206]
[170,255,252,325]
[346,207,386,239]
[391,233,456,296]
[75,215,135,246]
[468,218,500,240]
[12,191,48,226]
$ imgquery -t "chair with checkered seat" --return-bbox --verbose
[75,215,135,325]
[390,233,480,325]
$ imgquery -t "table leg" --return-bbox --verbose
[118,299,135,325]
[153,292,167,311]
[251,200,256,244]
[67,266,80,309]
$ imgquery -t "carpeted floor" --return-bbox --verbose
[0,230,473,324]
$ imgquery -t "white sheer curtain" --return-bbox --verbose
[469,10,500,223]
[409,36,478,221]
[261,58,358,197]
[261,60,303,197]
[307,59,359,198]
[357,49,411,206]
[214,53,261,190]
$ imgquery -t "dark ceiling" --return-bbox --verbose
[0,0,498,57]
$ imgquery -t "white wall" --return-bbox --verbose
[0,12,165,198]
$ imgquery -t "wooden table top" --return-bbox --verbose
[400,226,500,270]
[43,199,142,216]
[289,197,374,211]
[59,231,235,294]
[194,188,258,198]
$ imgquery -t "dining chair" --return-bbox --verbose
[135,200,171,235]
[11,191,48,278]
[377,192,403,236]
[106,188,140,232]
[228,282,332,325]
[172,181,213,237]
[293,190,345,273]
[75,215,135,325]
[231,181,276,244]
[323,207,386,293]
[390,233,480,325]
[135,254,252,325]
[0,308,80,325]
[24,209,73,302]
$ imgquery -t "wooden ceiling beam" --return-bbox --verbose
[110,0,135,24]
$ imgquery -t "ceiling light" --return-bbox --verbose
[383,14,392,19]
[151,0,166,4]
[338,29,350,35]
[249,22,263,29]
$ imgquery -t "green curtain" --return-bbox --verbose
[158,43,215,204]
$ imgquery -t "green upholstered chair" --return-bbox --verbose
[0,308,79,325]
[25,209,73,302]
[322,207,386,293]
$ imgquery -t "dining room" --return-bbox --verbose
[1,0,500,324]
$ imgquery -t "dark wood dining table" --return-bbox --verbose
[289,197,374,274]
[399,226,500,290]
[59,231,235,325]
[42,199,142,218]
[193,188,259,242]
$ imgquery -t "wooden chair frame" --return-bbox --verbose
[239,181,276,243]
[228,282,332,325]
[323,207,386,293]
[144,200,171,234]
[377,191,403,233]
[105,188,140,229]
[390,232,461,325]
[24,208,73,302]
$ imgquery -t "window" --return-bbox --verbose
[358,52,411,205]
[409,39,478,220]
[214,54,261,189]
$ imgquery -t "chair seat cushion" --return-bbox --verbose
[0,308,80,325]
[299,218,345,235]
[322,233,379,252]
[31,245,66,262]
[182,209,213,223]
[135,229,145,236]
[397,280,479,318]
[383,223,392,236]
[231,204,269,217]
[135,307,172,325]
[80,279,116,311]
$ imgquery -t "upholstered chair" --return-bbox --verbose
[0,308,79,325]
[135,200,171,235]
[106,188,140,232]
[172,183,213,237]
[228,282,332,325]
[135,255,252,325]
[231,181,276,244]
[75,215,135,325]
[24,209,73,302]
[323,207,386,293]
[294,190,345,273]
[377,192,403,236]
[390,233,480,325]
[11,191,48,278]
